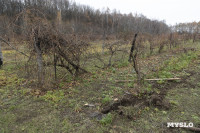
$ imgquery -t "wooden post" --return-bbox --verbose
[0,41,3,67]
[129,33,141,80]
[53,41,57,81]
[128,33,138,62]
[102,30,106,54]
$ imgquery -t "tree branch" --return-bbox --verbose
[0,37,29,57]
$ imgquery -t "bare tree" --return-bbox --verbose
[93,40,127,69]
[33,29,44,86]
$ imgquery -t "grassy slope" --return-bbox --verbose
[0,42,200,133]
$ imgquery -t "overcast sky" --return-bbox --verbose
[73,0,200,25]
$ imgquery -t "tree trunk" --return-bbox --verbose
[193,33,196,43]
[0,41,3,67]
[102,30,106,54]
[54,52,57,81]
[150,43,153,55]
[169,33,172,49]
[34,31,44,86]
[128,33,138,62]
[128,33,141,82]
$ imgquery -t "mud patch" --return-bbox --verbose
[101,94,143,114]
[100,71,195,117]
[101,91,170,115]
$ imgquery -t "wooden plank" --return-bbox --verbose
[145,78,181,81]
[116,78,181,83]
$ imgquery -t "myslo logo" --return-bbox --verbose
[167,122,193,128]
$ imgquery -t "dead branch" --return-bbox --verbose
[57,46,88,76]
[115,80,134,83]
[0,37,29,57]
[116,78,181,83]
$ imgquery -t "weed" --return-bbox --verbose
[144,86,153,93]
[111,68,116,73]
[116,60,129,68]
[149,51,198,84]
[119,106,143,120]
[0,113,16,133]
[191,115,200,123]
[18,88,30,96]
[127,82,134,88]
[59,82,65,88]
[102,95,111,104]
[68,99,77,108]
[99,113,113,125]
[108,77,113,82]
[164,52,198,72]
[141,82,153,93]
[74,103,82,112]
[61,119,73,132]
[169,100,178,106]
[41,90,65,105]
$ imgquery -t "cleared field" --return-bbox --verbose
[0,41,200,132]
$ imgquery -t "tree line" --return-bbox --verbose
[172,22,200,34]
[0,0,170,37]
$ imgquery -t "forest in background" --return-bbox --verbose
[0,0,171,37]
[0,0,199,39]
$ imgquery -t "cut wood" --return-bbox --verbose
[116,78,180,83]
[145,78,181,81]
[182,127,200,132]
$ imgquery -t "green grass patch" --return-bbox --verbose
[149,51,198,84]
[40,90,65,106]
[99,113,113,125]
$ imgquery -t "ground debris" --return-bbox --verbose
[84,103,95,107]
[89,112,106,120]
